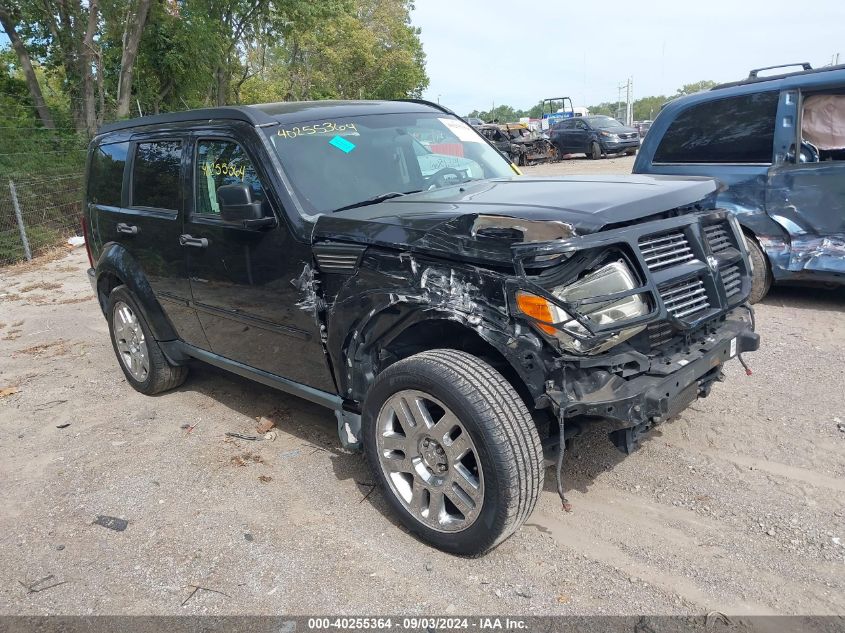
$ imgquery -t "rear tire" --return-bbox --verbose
[363,349,543,556]
[744,235,772,304]
[107,286,188,395]
[589,141,602,160]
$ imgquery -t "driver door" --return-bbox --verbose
[182,132,336,392]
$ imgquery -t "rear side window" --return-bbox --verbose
[654,92,779,163]
[89,142,129,206]
[131,140,182,210]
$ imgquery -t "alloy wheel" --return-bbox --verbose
[112,301,150,382]
[375,390,484,532]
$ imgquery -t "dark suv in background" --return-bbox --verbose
[550,115,639,159]
[634,62,845,302]
[83,99,758,555]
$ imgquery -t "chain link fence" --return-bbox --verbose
[0,95,89,266]
[0,172,86,265]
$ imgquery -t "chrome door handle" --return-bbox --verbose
[179,234,208,248]
[116,223,139,235]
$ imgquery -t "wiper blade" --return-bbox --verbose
[331,190,422,213]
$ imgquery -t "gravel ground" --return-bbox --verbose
[1,155,844,616]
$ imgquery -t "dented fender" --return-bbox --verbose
[318,248,553,406]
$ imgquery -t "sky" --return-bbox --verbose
[3,0,842,117]
[411,0,845,116]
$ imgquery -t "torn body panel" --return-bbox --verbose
[319,249,553,407]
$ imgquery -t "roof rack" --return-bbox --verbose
[97,106,277,135]
[748,62,812,78]
[711,62,845,90]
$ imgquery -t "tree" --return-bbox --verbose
[114,0,153,118]
[0,2,55,128]
[675,80,716,96]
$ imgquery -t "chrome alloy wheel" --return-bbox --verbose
[112,301,150,382]
[375,390,484,532]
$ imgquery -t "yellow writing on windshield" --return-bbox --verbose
[277,122,358,139]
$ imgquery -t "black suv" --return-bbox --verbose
[83,100,759,555]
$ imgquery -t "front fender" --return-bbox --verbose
[95,242,178,341]
[322,251,552,406]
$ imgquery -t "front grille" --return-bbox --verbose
[720,264,741,297]
[658,277,710,319]
[704,223,733,253]
[647,321,674,347]
[638,230,695,271]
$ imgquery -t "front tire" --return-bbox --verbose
[107,286,188,395]
[589,141,602,160]
[363,349,543,556]
[744,235,772,303]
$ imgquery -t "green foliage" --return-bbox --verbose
[465,80,717,124]
[675,80,717,96]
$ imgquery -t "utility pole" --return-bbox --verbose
[616,77,633,125]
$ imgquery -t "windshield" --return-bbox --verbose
[586,116,625,129]
[266,112,515,214]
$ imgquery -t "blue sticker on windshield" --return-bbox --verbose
[329,135,356,153]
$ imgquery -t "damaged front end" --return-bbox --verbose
[506,208,760,455]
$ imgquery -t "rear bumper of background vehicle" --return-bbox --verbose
[547,311,758,450]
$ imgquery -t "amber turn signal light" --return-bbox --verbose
[515,291,557,335]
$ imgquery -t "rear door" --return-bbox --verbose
[89,136,208,347]
[182,129,336,391]
[766,88,845,274]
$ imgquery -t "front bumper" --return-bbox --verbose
[548,311,758,437]
[602,139,639,153]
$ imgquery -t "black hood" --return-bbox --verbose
[312,175,720,263]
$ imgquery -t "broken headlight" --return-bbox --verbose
[516,261,649,355]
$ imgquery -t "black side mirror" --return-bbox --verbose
[217,184,264,223]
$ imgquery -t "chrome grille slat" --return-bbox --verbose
[658,277,710,319]
[638,230,695,271]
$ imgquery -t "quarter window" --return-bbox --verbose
[89,142,128,207]
[654,92,779,163]
[131,141,182,209]
[195,140,266,216]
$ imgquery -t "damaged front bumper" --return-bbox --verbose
[547,310,759,452]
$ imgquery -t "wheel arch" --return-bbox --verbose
[342,308,548,415]
[95,242,178,342]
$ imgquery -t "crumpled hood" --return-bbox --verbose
[312,175,720,263]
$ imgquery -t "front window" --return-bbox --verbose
[266,112,514,215]
[195,140,267,217]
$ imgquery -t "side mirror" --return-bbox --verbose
[217,184,264,223]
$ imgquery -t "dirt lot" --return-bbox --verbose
[1,155,844,616]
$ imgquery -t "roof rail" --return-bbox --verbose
[711,62,845,90]
[97,106,276,135]
[748,62,812,79]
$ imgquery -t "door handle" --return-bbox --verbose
[116,223,139,235]
[179,234,209,248]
